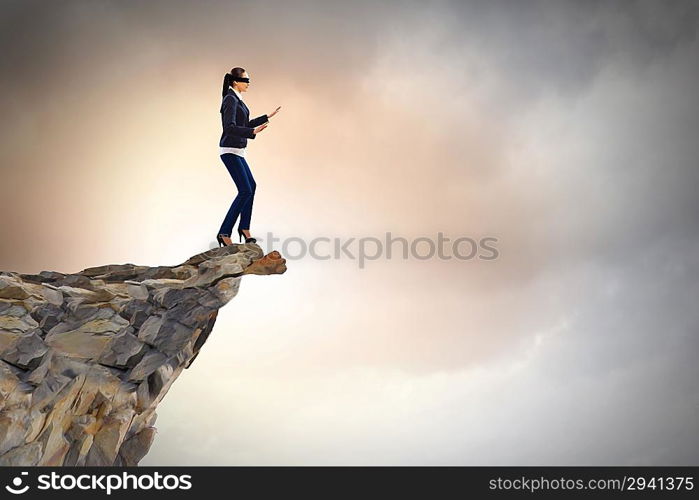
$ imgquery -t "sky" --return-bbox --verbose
[1,0,698,465]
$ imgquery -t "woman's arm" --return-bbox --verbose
[248,114,269,128]
[221,96,256,139]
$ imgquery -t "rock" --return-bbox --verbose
[119,427,157,466]
[0,245,285,465]
[243,250,287,276]
[0,441,42,465]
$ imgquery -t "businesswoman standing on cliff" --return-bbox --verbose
[216,67,281,246]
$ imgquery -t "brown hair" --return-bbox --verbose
[222,67,246,97]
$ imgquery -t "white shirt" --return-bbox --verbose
[220,86,247,158]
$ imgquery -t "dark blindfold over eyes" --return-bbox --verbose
[232,76,250,83]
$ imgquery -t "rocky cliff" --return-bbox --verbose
[0,244,286,466]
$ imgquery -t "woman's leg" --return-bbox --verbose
[218,154,254,236]
[237,156,257,231]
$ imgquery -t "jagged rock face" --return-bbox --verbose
[0,244,286,466]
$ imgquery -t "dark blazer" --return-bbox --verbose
[219,88,268,148]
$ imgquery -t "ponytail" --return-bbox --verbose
[221,72,232,97]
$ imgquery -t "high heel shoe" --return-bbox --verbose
[217,234,232,247]
[237,228,257,243]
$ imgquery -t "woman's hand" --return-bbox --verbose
[268,106,281,118]
[253,123,268,134]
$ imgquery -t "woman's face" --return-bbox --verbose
[235,71,250,92]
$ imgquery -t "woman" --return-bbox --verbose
[216,67,281,246]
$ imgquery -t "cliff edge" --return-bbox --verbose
[0,243,286,466]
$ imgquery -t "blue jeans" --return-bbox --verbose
[218,153,256,236]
